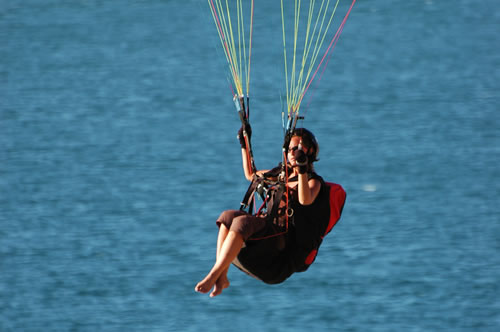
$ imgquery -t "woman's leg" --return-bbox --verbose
[195,210,241,296]
[195,229,244,296]
[211,223,231,296]
[195,210,266,297]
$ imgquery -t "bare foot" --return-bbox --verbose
[210,276,230,298]
[195,272,218,294]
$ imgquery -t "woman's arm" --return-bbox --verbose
[297,173,321,205]
[241,148,269,181]
[241,148,254,181]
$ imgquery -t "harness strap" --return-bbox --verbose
[240,177,260,212]
[265,182,286,224]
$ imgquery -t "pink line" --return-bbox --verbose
[209,0,236,75]
[247,0,254,96]
[299,0,357,105]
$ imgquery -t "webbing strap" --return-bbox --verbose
[239,178,259,211]
[265,182,286,224]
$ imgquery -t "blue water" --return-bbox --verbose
[1,0,499,331]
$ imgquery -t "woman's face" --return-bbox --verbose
[287,136,309,166]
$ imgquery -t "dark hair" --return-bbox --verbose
[292,128,319,162]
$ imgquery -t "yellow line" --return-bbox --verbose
[302,0,339,95]
[246,0,254,96]
[281,0,290,113]
[282,0,341,114]
[209,0,254,98]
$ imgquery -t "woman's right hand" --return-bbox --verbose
[237,124,252,149]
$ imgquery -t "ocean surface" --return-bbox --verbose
[1,1,499,331]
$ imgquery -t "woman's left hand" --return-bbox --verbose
[294,149,308,174]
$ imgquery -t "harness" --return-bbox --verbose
[233,97,346,279]
[301,181,346,269]
[239,165,292,239]
[239,167,347,271]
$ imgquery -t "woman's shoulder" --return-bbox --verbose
[310,172,324,182]
[304,173,325,189]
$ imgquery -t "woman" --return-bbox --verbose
[195,127,331,297]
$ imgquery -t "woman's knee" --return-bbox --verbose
[217,210,245,229]
[230,215,256,241]
[218,210,240,221]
